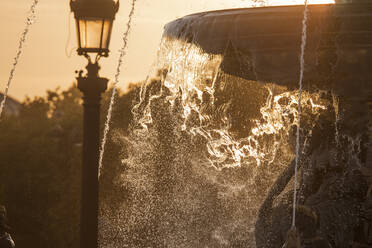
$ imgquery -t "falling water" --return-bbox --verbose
[99,34,329,246]
[292,0,309,229]
[96,1,372,246]
[98,0,137,178]
[0,0,39,119]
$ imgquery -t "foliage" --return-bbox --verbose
[0,84,138,248]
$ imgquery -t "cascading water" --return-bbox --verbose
[0,0,39,119]
[99,2,371,247]
[99,36,331,247]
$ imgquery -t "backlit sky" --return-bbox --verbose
[0,0,333,100]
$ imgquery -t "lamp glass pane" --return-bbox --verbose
[102,19,113,49]
[78,18,104,49]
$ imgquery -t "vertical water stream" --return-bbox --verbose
[0,0,39,119]
[292,0,309,228]
[99,0,137,178]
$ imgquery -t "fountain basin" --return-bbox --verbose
[164,3,372,98]
[99,3,371,248]
[158,3,372,247]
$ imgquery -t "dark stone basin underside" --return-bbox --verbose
[164,4,372,99]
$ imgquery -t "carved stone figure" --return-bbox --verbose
[255,107,369,247]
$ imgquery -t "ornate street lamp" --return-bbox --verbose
[70,1,119,248]
[70,0,119,57]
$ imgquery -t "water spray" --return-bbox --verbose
[0,0,39,119]
[98,0,137,178]
[290,0,309,238]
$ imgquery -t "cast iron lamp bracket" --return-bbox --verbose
[76,62,108,101]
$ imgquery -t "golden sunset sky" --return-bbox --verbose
[0,0,333,100]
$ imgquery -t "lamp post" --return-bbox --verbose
[70,1,119,248]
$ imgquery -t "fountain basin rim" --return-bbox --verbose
[178,3,336,19]
[162,2,372,97]
[163,3,372,53]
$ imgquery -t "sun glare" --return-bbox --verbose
[267,0,335,5]
[228,0,335,8]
